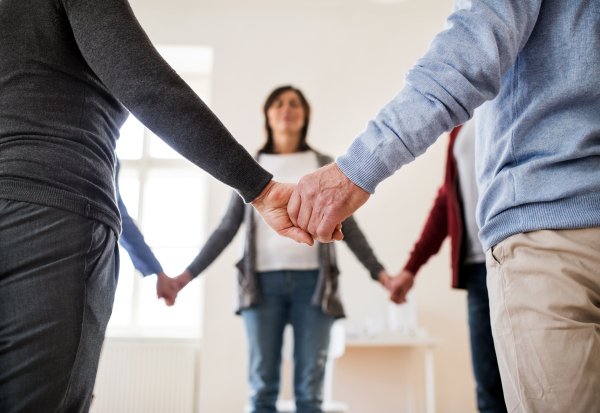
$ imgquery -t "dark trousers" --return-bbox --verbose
[0,199,118,412]
[463,262,507,413]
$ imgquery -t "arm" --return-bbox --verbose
[337,0,543,193]
[341,215,385,281]
[387,186,450,304]
[116,162,163,277]
[60,0,272,203]
[403,185,450,276]
[289,0,543,242]
[187,190,245,278]
[169,191,245,294]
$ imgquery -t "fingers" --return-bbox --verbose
[287,188,301,227]
[315,213,343,243]
[282,226,314,246]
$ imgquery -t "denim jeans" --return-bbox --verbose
[463,263,507,413]
[0,199,118,412]
[242,270,334,413]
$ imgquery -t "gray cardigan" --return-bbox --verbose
[187,152,384,319]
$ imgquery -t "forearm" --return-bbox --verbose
[342,216,385,280]
[337,0,542,193]
[187,192,244,277]
[62,0,272,202]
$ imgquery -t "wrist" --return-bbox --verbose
[251,180,275,209]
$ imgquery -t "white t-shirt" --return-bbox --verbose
[453,118,486,264]
[254,151,320,272]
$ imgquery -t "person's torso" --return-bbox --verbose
[254,151,320,272]
[476,0,600,249]
[0,0,128,235]
[452,118,485,264]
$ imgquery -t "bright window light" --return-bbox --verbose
[107,44,213,339]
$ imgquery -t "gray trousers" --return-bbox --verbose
[0,199,118,412]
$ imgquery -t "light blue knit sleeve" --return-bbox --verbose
[336,0,542,193]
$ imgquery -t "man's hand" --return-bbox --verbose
[388,269,415,304]
[156,271,178,306]
[252,181,314,246]
[288,163,369,243]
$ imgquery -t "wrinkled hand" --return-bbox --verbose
[156,271,178,306]
[252,181,314,246]
[388,269,415,304]
[288,163,369,243]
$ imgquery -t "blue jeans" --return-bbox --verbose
[0,199,118,412]
[242,270,334,413]
[463,263,507,413]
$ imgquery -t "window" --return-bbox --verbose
[108,45,214,338]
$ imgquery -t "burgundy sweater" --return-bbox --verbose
[403,126,468,289]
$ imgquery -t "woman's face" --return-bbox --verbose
[266,90,306,136]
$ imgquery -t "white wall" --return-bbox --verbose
[128,0,477,411]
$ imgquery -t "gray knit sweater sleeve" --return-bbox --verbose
[341,215,385,281]
[186,191,245,277]
[60,0,272,203]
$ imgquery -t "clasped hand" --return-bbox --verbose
[252,163,369,245]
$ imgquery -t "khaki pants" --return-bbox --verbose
[486,228,600,413]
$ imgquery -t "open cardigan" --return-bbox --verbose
[403,126,470,289]
[187,151,384,318]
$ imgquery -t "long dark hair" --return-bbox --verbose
[259,85,312,154]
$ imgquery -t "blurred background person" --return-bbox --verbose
[168,86,392,413]
[388,118,507,413]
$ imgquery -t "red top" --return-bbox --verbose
[403,125,467,289]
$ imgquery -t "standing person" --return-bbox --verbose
[390,119,506,413]
[170,86,392,413]
[0,1,309,411]
[288,1,600,411]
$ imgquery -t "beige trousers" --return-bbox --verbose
[486,227,600,413]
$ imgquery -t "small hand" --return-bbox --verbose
[252,181,314,246]
[389,269,415,304]
[156,271,178,306]
[173,270,194,293]
[288,163,369,243]
[377,269,394,291]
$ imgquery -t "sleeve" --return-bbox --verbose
[341,215,385,281]
[118,189,164,277]
[186,191,245,277]
[336,0,543,193]
[59,0,272,203]
[403,185,450,276]
[115,161,163,276]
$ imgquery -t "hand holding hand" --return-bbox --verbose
[288,163,369,243]
[252,181,314,246]
[172,270,194,293]
[156,271,178,306]
[388,269,415,304]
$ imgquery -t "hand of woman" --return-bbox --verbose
[377,269,394,291]
[156,271,178,306]
[388,269,415,304]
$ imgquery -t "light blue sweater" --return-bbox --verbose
[337,0,600,251]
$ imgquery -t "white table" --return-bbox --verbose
[345,334,440,413]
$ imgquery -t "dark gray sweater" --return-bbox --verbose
[187,152,384,319]
[0,0,272,236]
